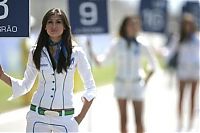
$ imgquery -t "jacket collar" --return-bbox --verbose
[42,47,53,67]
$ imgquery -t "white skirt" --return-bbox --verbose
[114,79,145,101]
[177,63,199,81]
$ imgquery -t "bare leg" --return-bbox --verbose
[188,81,198,130]
[133,101,144,133]
[117,99,127,133]
[178,80,186,130]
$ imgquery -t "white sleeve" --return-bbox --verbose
[141,45,156,71]
[8,48,38,100]
[97,40,117,64]
[162,36,179,62]
[77,48,96,101]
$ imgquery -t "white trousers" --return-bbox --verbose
[26,111,79,133]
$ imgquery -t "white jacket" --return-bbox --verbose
[9,45,96,109]
[167,34,200,80]
[98,37,156,81]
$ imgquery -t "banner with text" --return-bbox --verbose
[139,0,168,33]
[68,0,109,35]
[0,0,29,37]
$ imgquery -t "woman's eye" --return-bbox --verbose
[56,20,62,24]
[47,21,53,24]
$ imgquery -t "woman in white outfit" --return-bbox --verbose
[166,14,199,130]
[89,16,155,133]
[0,8,96,133]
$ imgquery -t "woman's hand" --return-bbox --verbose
[144,70,154,86]
[74,115,83,125]
[74,97,94,125]
[86,39,101,66]
[0,65,4,79]
[0,65,11,86]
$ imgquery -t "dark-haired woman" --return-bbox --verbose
[89,16,155,133]
[0,8,96,132]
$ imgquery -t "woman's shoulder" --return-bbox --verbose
[72,40,78,47]
[116,37,126,44]
[72,46,87,61]
[72,46,83,52]
[71,41,85,55]
[29,45,37,55]
[136,35,148,45]
[192,33,200,44]
[111,37,126,48]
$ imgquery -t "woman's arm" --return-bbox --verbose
[87,38,117,66]
[142,45,156,86]
[74,97,94,124]
[0,48,38,100]
[76,47,96,124]
[157,34,179,62]
[0,65,11,86]
[86,40,100,66]
[144,70,154,86]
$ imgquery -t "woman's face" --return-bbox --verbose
[126,18,141,38]
[45,14,65,41]
[183,20,194,34]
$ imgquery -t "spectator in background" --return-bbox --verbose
[162,13,199,131]
[89,16,155,133]
[176,13,199,131]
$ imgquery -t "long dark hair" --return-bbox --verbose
[119,16,133,39]
[119,16,140,38]
[179,13,197,43]
[33,8,72,73]
[119,16,140,47]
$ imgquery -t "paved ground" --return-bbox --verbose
[0,70,199,133]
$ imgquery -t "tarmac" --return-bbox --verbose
[0,70,199,133]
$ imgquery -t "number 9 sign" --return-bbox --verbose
[68,0,108,35]
[0,0,9,19]
[79,2,98,26]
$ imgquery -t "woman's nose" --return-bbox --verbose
[52,23,56,28]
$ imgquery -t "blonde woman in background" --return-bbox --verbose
[173,14,199,131]
[162,13,199,131]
